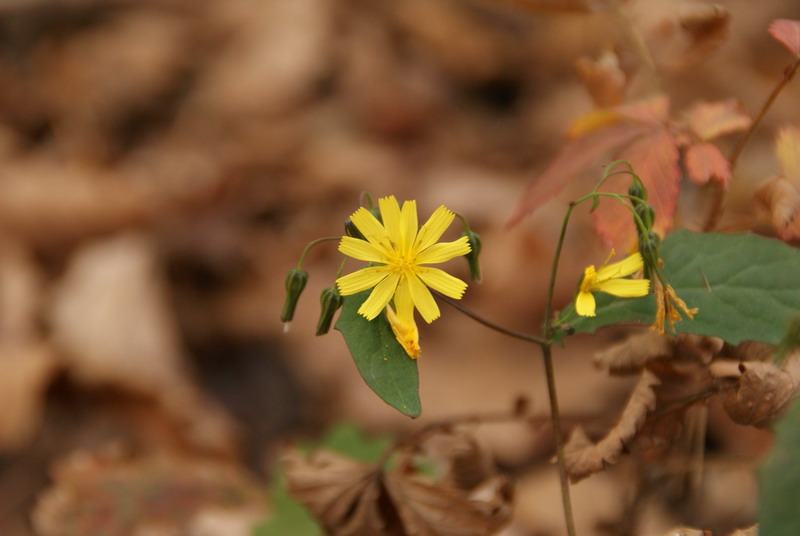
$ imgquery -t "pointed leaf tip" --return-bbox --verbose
[769,19,800,57]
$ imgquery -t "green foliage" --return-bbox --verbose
[558,230,800,345]
[759,399,800,535]
[335,290,421,418]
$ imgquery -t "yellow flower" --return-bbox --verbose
[576,251,650,317]
[336,195,471,332]
[386,302,421,359]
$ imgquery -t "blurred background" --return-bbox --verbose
[0,0,799,534]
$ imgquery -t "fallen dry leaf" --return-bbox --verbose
[593,330,672,375]
[575,49,627,107]
[283,429,513,536]
[756,126,800,240]
[685,99,751,142]
[564,369,659,483]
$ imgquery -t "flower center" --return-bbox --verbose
[580,265,597,292]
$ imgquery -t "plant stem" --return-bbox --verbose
[542,342,577,536]
[298,237,340,268]
[434,291,548,346]
[704,57,800,231]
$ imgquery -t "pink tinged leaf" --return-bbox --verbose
[769,19,800,57]
[615,94,670,124]
[593,129,680,249]
[686,99,751,141]
[685,142,732,186]
[507,121,651,227]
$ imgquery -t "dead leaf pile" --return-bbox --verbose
[565,331,799,483]
[283,428,513,536]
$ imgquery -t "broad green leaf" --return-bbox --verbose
[335,290,421,418]
[558,230,800,345]
[759,399,800,535]
[253,471,321,536]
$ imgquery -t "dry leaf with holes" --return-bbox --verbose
[757,126,800,240]
[721,361,796,428]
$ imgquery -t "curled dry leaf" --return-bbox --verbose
[676,2,730,67]
[721,361,796,428]
[727,525,758,536]
[660,528,709,536]
[594,330,672,374]
[564,370,659,483]
[769,19,800,57]
[575,49,626,107]
[283,434,512,536]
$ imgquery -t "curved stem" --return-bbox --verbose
[298,237,340,268]
[704,57,800,231]
[433,291,547,347]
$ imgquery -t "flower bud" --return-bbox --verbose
[635,202,656,233]
[315,286,343,336]
[638,231,661,281]
[462,229,483,282]
[280,268,309,323]
[628,180,647,204]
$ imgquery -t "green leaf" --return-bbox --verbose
[557,230,800,345]
[335,290,421,418]
[253,471,321,536]
[759,399,800,536]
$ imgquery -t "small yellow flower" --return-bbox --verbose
[576,251,650,317]
[336,195,471,356]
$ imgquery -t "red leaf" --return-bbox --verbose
[769,19,800,57]
[685,99,751,141]
[507,120,650,227]
[685,142,732,186]
[593,129,680,248]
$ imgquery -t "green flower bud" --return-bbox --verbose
[315,286,343,336]
[628,180,647,205]
[280,268,309,323]
[635,202,656,234]
[462,229,483,282]
[638,231,661,281]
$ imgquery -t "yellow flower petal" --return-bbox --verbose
[339,236,389,263]
[407,273,440,323]
[386,303,420,359]
[575,290,597,317]
[358,272,401,319]
[379,196,403,251]
[336,266,391,295]
[414,205,455,252]
[596,278,650,297]
[393,278,415,322]
[416,267,467,299]
[415,237,471,265]
[350,207,393,253]
[596,252,643,280]
[399,200,418,256]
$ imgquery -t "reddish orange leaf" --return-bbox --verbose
[769,19,800,57]
[593,129,680,248]
[686,99,751,141]
[685,142,731,186]
[507,120,650,227]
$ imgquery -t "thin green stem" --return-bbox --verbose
[433,291,547,347]
[542,343,577,536]
[298,237,340,268]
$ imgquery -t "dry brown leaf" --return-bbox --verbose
[283,449,384,535]
[564,370,659,483]
[722,361,796,428]
[594,330,672,374]
[384,462,512,536]
[284,432,513,536]
[575,49,627,107]
[661,528,709,536]
[421,429,494,491]
[49,233,238,454]
[32,446,266,536]
[677,3,730,67]
[728,525,758,536]
[756,177,800,240]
